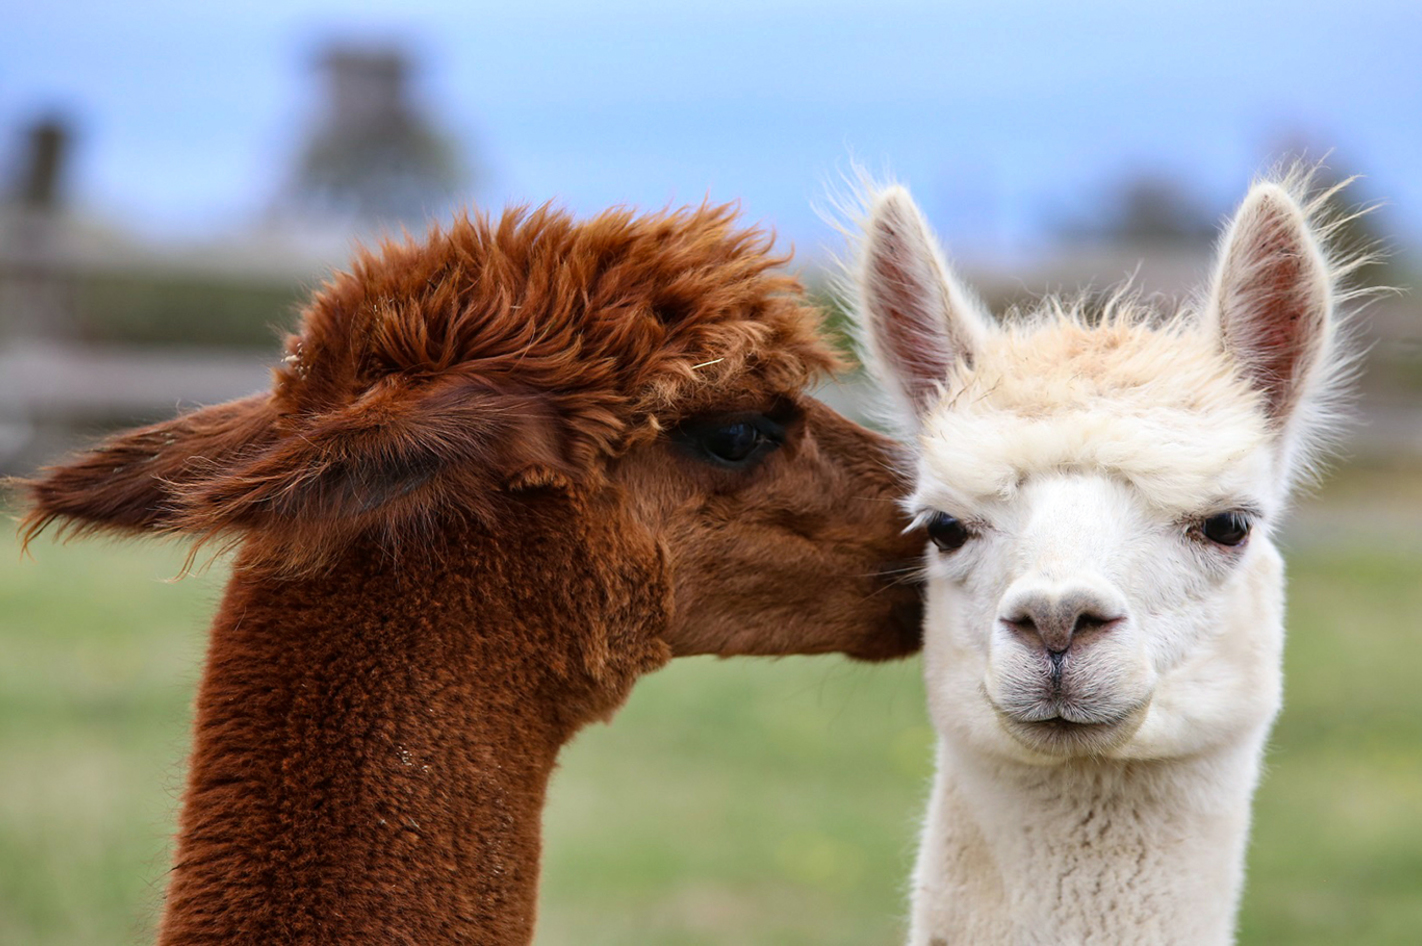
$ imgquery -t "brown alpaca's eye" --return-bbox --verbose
[672,413,787,469]
[702,422,763,463]
[1201,512,1251,547]
[927,512,971,552]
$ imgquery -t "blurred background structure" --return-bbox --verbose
[277,44,465,231]
[2,2,1419,944]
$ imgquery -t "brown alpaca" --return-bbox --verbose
[19,204,923,945]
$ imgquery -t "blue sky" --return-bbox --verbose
[4,0,1419,260]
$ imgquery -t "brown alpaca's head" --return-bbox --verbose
[21,204,922,661]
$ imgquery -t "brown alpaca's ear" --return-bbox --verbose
[174,376,574,551]
[21,376,578,566]
[20,394,279,543]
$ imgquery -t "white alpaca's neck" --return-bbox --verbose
[909,734,1267,946]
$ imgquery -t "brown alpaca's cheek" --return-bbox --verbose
[616,405,924,661]
[664,531,923,659]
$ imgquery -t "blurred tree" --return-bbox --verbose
[1,114,79,339]
[283,44,466,228]
[5,114,72,213]
[1110,175,1217,245]
[1055,172,1217,249]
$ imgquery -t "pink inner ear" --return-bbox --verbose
[1220,207,1325,424]
[865,217,960,412]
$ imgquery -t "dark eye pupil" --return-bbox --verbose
[702,422,761,462]
[927,512,971,552]
[1202,512,1250,546]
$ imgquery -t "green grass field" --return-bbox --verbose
[2,483,1420,945]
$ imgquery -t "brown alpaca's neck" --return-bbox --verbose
[159,519,670,945]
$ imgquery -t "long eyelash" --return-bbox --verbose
[905,509,938,534]
[1182,504,1265,527]
[906,508,986,534]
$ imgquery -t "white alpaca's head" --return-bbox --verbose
[851,173,1355,764]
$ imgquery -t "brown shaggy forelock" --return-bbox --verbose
[283,203,840,449]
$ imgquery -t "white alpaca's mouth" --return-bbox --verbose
[989,696,1150,757]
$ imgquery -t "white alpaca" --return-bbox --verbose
[849,171,1360,945]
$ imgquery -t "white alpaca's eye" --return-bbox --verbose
[1200,512,1251,547]
[926,512,972,552]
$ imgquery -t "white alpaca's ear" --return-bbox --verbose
[1207,182,1335,429]
[855,186,992,428]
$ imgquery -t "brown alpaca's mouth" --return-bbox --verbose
[847,589,925,662]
